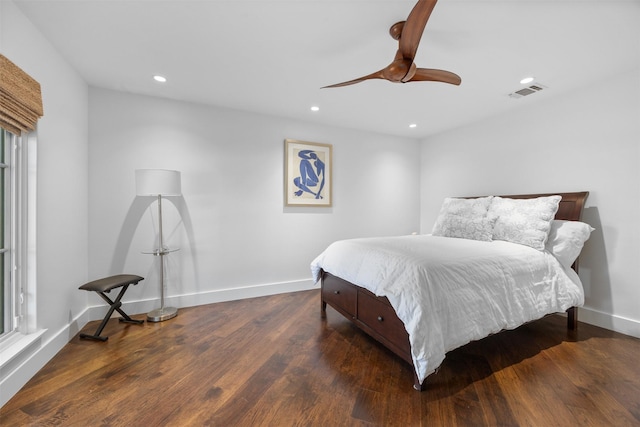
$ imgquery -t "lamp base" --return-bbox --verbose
[147,306,178,322]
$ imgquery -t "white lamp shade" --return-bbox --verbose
[136,169,182,196]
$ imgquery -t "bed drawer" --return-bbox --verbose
[357,291,410,355]
[322,275,357,317]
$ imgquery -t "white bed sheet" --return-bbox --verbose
[310,234,584,384]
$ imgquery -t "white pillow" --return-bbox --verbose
[489,195,561,250]
[432,196,494,241]
[545,220,594,268]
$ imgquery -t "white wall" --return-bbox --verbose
[420,68,640,338]
[0,0,89,407]
[88,88,421,312]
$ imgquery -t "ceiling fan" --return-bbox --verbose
[323,0,461,88]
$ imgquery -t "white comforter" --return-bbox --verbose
[310,235,584,384]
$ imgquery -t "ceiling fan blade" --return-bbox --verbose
[399,0,438,61]
[410,68,461,85]
[322,70,386,88]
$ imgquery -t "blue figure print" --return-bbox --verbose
[293,149,325,199]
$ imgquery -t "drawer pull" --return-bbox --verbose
[334,290,340,295]
[377,316,384,322]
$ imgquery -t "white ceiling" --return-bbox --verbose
[13,0,640,138]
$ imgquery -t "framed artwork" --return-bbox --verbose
[284,139,332,207]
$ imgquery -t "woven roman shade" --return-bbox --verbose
[0,54,44,135]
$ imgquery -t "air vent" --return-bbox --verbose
[509,83,547,99]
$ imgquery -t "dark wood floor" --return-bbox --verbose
[1,289,639,426]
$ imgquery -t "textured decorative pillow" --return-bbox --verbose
[432,196,494,241]
[489,195,561,250]
[545,220,594,268]
[432,214,495,241]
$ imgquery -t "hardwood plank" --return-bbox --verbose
[2,290,640,426]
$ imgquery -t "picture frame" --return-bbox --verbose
[284,139,332,207]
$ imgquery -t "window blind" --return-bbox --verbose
[0,54,44,135]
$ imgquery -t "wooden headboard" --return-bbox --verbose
[496,192,589,221]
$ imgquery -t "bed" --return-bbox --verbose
[311,192,591,390]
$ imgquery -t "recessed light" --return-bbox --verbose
[409,123,417,128]
[153,75,167,83]
[310,106,320,112]
[520,76,534,84]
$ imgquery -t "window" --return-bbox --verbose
[0,55,42,362]
[0,130,5,335]
[1,128,17,339]
[0,127,33,342]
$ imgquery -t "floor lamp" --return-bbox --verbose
[136,169,182,322]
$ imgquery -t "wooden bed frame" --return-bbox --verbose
[320,191,589,390]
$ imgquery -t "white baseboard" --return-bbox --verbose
[577,306,640,339]
[87,278,319,320]
[1,278,319,408]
